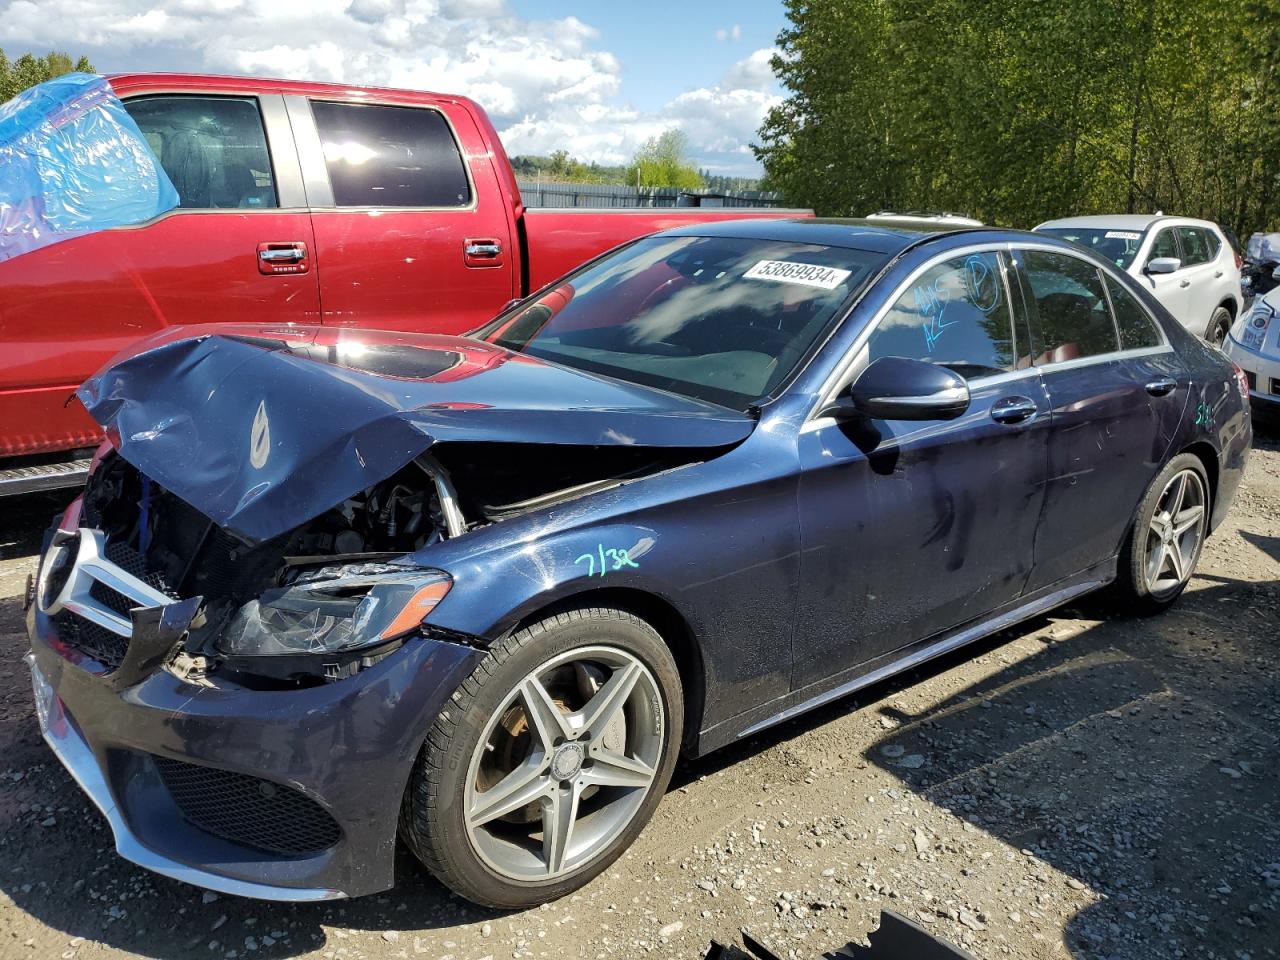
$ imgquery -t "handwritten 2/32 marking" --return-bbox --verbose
[575,544,641,578]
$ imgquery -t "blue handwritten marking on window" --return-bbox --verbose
[917,279,958,354]
[964,254,1002,314]
[574,544,641,578]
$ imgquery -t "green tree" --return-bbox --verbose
[626,130,705,190]
[0,49,95,103]
[755,0,1279,236]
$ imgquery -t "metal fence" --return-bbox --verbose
[516,179,784,209]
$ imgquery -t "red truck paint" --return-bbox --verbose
[0,73,807,459]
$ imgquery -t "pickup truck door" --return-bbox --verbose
[288,96,518,334]
[0,92,320,458]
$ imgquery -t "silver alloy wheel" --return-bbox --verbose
[463,645,665,882]
[1144,468,1207,597]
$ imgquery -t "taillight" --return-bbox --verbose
[1231,361,1251,399]
[1234,251,1243,270]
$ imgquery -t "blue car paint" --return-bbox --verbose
[78,331,755,544]
[31,219,1251,900]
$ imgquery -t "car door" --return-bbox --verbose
[1175,225,1218,333]
[1014,246,1188,593]
[289,97,517,334]
[792,247,1051,689]
[1138,226,1193,330]
[0,92,320,457]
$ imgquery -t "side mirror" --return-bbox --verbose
[826,356,970,421]
[1146,257,1181,275]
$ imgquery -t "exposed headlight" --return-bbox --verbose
[216,563,452,658]
[1233,300,1274,351]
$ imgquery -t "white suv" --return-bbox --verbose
[1034,214,1242,345]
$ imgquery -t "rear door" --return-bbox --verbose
[289,97,517,334]
[1175,225,1218,334]
[0,92,319,457]
[1014,246,1187,592]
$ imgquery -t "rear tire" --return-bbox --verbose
[1114,454,1210,614]
[1205,306,1232,347]
[400,606,682,909]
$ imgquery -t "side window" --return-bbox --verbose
[1148,229,1179,263]
[310,102,471,208]
[1020,250,1120,363]
[124,97,277,209]
[1199,227,1221,260]
[1176,226,1210,266]
[1105,276,1162,349]
[867,251,1016,378]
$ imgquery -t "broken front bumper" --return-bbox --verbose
[26,601,481,901]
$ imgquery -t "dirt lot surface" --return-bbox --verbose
[0,427,1277,960]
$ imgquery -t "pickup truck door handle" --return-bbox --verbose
[1144,377,1177,396]
[460,239,499,268]
[256,241,309,275]
[989,396,1038,424]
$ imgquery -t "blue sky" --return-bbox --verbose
[0,0,789,176]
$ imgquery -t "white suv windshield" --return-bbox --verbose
[1039,227,1147,270]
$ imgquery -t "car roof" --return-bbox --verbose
[661,217,993,255]
[1034,213,1215,231]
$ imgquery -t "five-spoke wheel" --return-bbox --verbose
[401,607,681,908]
[1117,453,1211,611]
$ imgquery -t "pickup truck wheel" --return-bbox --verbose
[400,607,682,909]
[1114,453,1209,615]
[1205,307,1232,347]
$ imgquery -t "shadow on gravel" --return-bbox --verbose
[855,579,1280,960]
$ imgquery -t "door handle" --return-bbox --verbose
[1144,376,1177,396]
[1178,279,1191,288]
[1214,270,1224,278]
[990,396,1038,424]
[256,241,308,275]
[464,238,504,268]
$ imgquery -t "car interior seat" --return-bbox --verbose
[162,129,212,209]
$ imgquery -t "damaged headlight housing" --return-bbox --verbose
[216,563,452,658]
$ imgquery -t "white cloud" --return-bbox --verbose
[714,23,742,42]
[1,1,778,175]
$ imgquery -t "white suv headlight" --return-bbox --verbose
[1234,300,1274,351]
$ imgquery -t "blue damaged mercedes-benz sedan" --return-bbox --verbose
[26,219,1251,907]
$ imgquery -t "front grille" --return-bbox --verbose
[153,756,342,856]
[38,529,176,671]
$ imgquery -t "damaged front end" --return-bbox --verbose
[36,450,465,687]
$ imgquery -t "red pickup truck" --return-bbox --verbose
[0,72,806,492]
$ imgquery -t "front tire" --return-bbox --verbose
[1206,306,1232,347]
[1115,454,1210,614]
[401,607,683,908]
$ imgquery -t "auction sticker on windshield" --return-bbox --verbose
[1105,231,1142,241]
[744,260,852,290]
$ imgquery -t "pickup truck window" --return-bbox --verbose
[310,101,471,208]
[480,236,880,409]
[124,96,278,209]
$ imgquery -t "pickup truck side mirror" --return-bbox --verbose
[1146,257,1181,275]
[823,356,971,421]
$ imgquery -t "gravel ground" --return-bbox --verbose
[0,426,1277,960]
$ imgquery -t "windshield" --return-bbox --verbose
[1038,226,1147,270]
[476,236,881,409]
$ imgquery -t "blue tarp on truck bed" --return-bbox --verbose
[0,72,178,262]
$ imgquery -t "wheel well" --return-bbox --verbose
[1219,299,1238,320]
[1181,441,1219,515]
[512,587,706,754]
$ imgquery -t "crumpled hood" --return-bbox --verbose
[78,327,754,543]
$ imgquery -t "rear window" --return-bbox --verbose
[310,101,471,208]
[1038,226,1146,270]
[1105,276,1162,349]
